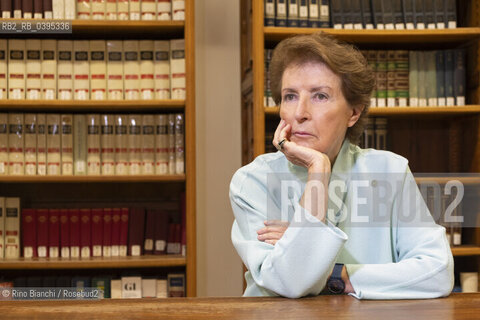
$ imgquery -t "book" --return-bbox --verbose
[142,279,157,297]
[140,40,155,100]
[91,208,103,257]
[128,115,142,175]
[8,113,24,175]
[122,276,142,298]
[375,50,387,107]
[48,209,60,258]
[393,0,404,29]
[142,115,155,174]
[167,114,175,174]
[298,0,308,28]
[2,0,12,17]
[111,208,121,256]
[90,40,107,101]
[91,0,105,19]
[287,0,299,28]
[155,114,168,174]
[382,0,394,30]
[65,0,75,19]
[417,51,427,106]
[341,0,352,29]
[0,198,4,258]
[453,49,466,106]
[319,0,329,28]
[46,114,61,175]
[52,0,64,19]
[409,51,419,107]
[101,114,115,175]
[374,118,387,150]
[157,0,171,20]
[69,208,80,258]
[107,40,124,100]
[8,39,26,100]
[87,114,101,175]
[174,113,184,174]
[0,40,6,99]
[26,39,42,100]
[154,209,168,254]
[0,114,7,176]
[424,0,435,29]
[117,0,128,20]
[37,114,46,175]
[92,276,111,298]
[57,40,74,100]
[307,0,318,28]
[330,0,342,29]
[80,208,91,258]
[60,209,70,258]
[128,207,145,256]
[166,223,181,254]
[395,50,409,107]
[167,273,185,297]
[364,118,374,148]
[141,0,155,20]
[436,50,446,106]
[154,40,170,99]
[414,0,425,29]
[34,0,43,18]
[73,114,87,175]
[275,0,287,27]
[171,0,184,20]
[13,0,22,18]
[72,277,91,289]
[426,51,437,106]
[124,40,140,100]
[403,0,415,30]
[386,51,396,107]
[170,39,186,100]
[115,115,129,175]
[111,279,122,299]
[24,114,37,176]
[445,0,456,28]
[156,279,168,298]
[5,197,21,259]
[129,0,140,20]
[119,208,129,256]
[264,0,275,26]
[106,0,116,19]
[23,0,34,17]
[37,208,48,258]
[144,209,155,254]
[77,0,90,19]
[434,0,445,29]
[444,49,454,106]
[21,208,36,258]
[102,208,112,257]
[371,0,384,29]
[351,0,363,29]
[73,41,90,100]
[61,114,74,175]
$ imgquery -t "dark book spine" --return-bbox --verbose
[22,0,32,17]
[33,0,43,18]
[351,0,363,29]
[444,49,454,106]
[360,0,373,29]
[275,0,287,27]
[445,0,456,28]
[128,207,145,256]
[424,0,435,29]
[43,0,52,18]
[330,0,343,28]
[371,0,384,29]
[13,0,22,18]
[434,0,445,28]
[319,0,330,28]
[264,0,276,26]
[414,0,425,29]
[298,0,308,28]
[341,0,352,29]
[382,0,394,29]
[308,0,319,28]
[1,0,12,17]
[393,0,404,29]
[453,49,466,106]
[435,50,446,106]
[144,209,156,255]
[287,0,299,27]
[403,0,415,29]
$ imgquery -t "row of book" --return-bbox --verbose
[0,113,184,176]
[0,197,186,260]
[265,0,457,30]
[0,0,184,20]
[359,117,387,150]
[0,274,185,299]
[363,49,466,108]
[0,39,185,101]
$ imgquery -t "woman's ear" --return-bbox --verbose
[347,105,365,127]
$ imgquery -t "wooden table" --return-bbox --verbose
[0,293,479,319]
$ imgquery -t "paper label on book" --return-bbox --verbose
[93,245,102,257]
[120,245,127,257]
[111,246,119,256]
[417,23,425,30]
[277,3,286,15]
[448,21,456,29]
[38,246,47,257]
[395,23,405,30]
[406,23,415,30]
[456,97,465,106]
[376,24,385,30]
[144,239,153,251]
[61,247,70,258]
[385,23,394,30]
[446,97,455,106]
[49,247,59,258]
[409,98,418,107]
[81,246,90,258]
[437,22,445,29]
[453,233,461,245]
[155,240,166,251]
[24,247,33,259]
[131,245,141,256]
[428,23,436,29]
[428,98,437,107]
[438,98,446,106]
[71,246,80,258]
[103,246,111,257]
[266,3,274,15]
[398,98,407,107]
[418,98,427,107]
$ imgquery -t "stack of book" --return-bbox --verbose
[0,0,185,20]
[0,39,185,101]
[0,196,186,260]
[0,113,184,176]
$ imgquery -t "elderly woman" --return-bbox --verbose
[230,32,453,299]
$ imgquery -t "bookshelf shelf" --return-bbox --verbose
[264,27,480,45]
[0,255,186,270]
[451,246,480,257]
[0,175,186,183]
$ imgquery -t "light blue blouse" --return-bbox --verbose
[230,139,454,299]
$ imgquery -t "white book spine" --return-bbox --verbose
[26,39,42,100]
[42,40,57,100]
[128,115,142,175]
[107,40,124,100]
[53,0,65,19]
[87,114,101,175]
[91,0,106,19]
[24,114,37,176]
[73,114,87,175]
[142,115,155,174]
[90,40,107,100]
[117,0,129,19]
[65,0,77,19]
[4,197,20,259]
[142,279,157,298]
[37,114,47,175]
[0,114,8,175]
[2,11,11,18]
[170,39,185,99]
[58,40,74,100]
[124,40,140,100]
[167,114,175,174]
[61,114,74,175]
[111,279,122,299]
[0,40,7,99]
[8,113,24,175]
[129,0,141,20]
[77,0,91,19]
[174,113,184,174]
[122,277,143,298]
[0,197,4,258]
[157,0,170,20]
[106,0,117,19]
[46,114,61,175]
[154,40,170,99]
[140,40,154,100]
[155,114,168,174]
[114,115,129,175]
[101,114,115,175]
[74,41,90,100]
[156,279,168,298]
[171,0,184,20]
[141,0,155,20]
[8,39,26,100]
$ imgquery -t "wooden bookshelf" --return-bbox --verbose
[0,175,186,183]
[451,246,480,257]
[0,255,186,270]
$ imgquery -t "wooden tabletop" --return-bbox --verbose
[0,293,479,319]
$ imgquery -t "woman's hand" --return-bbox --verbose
[257,220,289,245]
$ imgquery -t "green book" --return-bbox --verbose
[426,51,437,107]
[417,51,427,106]
[92,276,111,299]
[376,50,387,107]
[386,50,396,107]
[395,50,409,107]
[367,50,377,107]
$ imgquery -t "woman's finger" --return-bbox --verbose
[272,119,285,147]
[257,232,285,241]
[257,226,288,235]
[264,220,289,227]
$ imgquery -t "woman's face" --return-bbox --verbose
[279,61,362,162]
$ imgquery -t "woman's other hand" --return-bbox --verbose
[257,220,289,245]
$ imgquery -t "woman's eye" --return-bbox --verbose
[283,94,296,102]
[314,93,328,101]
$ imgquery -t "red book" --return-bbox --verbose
[69,209,80,258]
[36,209,49,258]
[128,208,145,256]
[175,223,181,254]
[111,208,121,257]
[144,209,155,255]
[102,208,112,257]
[21,209,37,258]
[154,210,169,255]
[119,208,129,257]
[181,192,186,256]
[48,209,60,259]
[60,209,70,259]
[166,223,176,254]
[91,208,103,257]
[80,208,91,258]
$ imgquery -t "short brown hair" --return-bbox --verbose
[269,32,375,144]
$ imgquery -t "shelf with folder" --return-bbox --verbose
[0,99,185,112]
[0,255,186,270]
[451,246,480,257]
[0,175,186,183]
[264,27,480,45]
